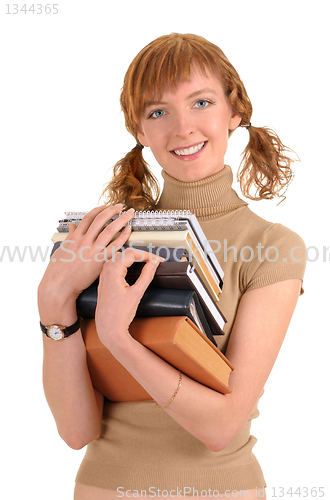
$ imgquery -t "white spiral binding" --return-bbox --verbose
[130,210,191,231]
[57,210,192,232]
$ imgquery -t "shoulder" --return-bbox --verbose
[201,205,307,293]
[239,209,307,294]
[226,205,305,249]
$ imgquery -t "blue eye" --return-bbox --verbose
[194,100,209,108]
[150,109,165,118]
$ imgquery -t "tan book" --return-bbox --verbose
[127,230,221,301]
[81,316,234,402]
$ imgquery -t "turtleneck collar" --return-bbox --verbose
[156,165,247,219]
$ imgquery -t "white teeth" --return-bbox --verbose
[174,142,204,156]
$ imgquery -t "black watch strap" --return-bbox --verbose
[40,318,80,339]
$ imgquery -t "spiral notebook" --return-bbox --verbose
[55,210,224,295]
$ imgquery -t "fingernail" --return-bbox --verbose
[123,225,131,233]
[127,208,135,215]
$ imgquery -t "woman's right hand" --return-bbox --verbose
[38,204,135,324]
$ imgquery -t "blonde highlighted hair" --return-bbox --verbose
[103,33,295,210]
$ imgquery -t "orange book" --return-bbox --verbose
[81,316,234,402]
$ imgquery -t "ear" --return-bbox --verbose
[137,127,149,148]
[228,112,242,131]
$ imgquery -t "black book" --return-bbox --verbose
[126,261,226,337]
[50,243,226,338]
[77,284,217,346]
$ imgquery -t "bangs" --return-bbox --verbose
[122,34,224,128]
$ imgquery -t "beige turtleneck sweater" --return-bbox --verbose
[76,166,306,492]
[155,166,306,350]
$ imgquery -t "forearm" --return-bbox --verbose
[38,206,138,448]
[40,293,103,449]
[42,330,103,449]
[102,331,234,451]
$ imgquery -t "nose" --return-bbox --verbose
[172,110,195,138]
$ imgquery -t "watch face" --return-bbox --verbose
[48,325,64,340]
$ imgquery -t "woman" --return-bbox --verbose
[38,33,306,499]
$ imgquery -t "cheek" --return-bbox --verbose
[148,129,169,151]
[207,118,229,140]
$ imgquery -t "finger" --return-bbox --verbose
[86,205,135,244]
[103,225,132,260]
[96,208,135,248]
[102,248,157,283]
[67,223,77,238]
[112,247,154,267]
[78,203,123,235]
[131,258,160,297]
[76,205,110,234]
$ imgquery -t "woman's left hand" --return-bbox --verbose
[95,248,160,348]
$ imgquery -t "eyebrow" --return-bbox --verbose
[187,88,218,99]
[144,88,218,109]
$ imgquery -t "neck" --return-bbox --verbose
[156,165,247,218]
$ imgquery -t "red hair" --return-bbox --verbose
[103,33,295,210]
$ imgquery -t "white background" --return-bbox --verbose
[1,1,329,499]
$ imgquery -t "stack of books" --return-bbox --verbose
[51,210,234,400]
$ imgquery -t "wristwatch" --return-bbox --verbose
[40,318,80,340]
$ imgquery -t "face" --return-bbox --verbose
[137,68,241,182]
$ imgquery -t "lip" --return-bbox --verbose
[170,141,208,161]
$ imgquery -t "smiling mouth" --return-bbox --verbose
[172,142,205,156]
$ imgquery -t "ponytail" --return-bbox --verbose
[226,78,297,202]
[237,125,296,201]
[102,144,160,211]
